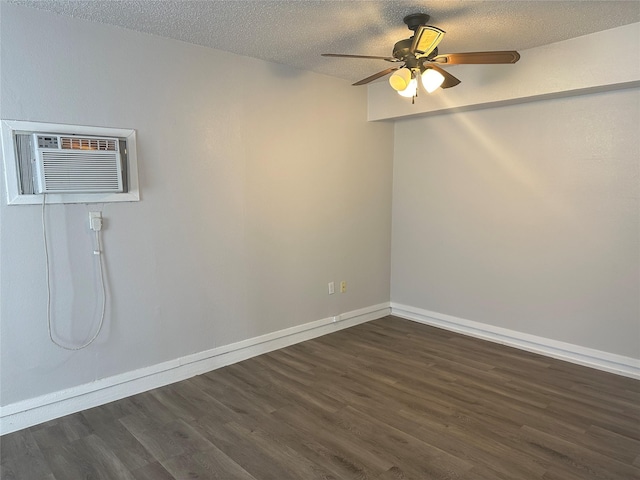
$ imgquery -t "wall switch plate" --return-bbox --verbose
[328,282,335,295]
[340,280,347,293]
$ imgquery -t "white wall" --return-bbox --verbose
[391,87,639,359]
[0,4,393,410]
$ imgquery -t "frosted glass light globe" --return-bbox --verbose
[389,68,413,92]
[397,78,418,97]
[421,68,445,93]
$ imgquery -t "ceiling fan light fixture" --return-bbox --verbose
[421,68,445,93]
[397,77,418,98]
[389,68,413,91]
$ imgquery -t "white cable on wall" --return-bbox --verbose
[42,194,106,350]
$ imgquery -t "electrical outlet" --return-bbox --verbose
[89,211,102,231]
[328,282,335,295]
[340,280,347,293]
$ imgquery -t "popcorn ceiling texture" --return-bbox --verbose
[8,0,640,83]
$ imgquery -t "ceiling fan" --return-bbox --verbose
[322,13,520,100]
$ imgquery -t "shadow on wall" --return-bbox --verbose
[265,62,308,80]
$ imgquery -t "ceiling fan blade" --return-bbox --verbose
[410,25,445,56]
[432,51,520,64]
[352,67,400,86]
[426,64,461,89]
[322,53,400,62]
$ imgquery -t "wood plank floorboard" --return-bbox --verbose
[1,316,639,479]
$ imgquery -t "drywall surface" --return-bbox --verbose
[0,4,393,406]
[391,87,640,358]
[368,22,640,120]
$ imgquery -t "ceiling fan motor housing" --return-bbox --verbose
[392,38,413,60]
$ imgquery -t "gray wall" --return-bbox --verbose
[2,3,637,414]
[0,4,394,406]
[391,89,640,358]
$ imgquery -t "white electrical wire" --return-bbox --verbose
[42,194,106,350]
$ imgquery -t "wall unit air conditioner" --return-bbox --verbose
[1,120,139,205]
[33,133,124,194]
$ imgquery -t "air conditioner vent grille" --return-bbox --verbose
[40,151,123,192]
[60,136,117,151]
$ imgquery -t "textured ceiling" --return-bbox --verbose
[9,1,640,84]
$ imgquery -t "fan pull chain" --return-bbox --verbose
[411,70,418,104]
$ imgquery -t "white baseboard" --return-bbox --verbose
[0,303,390,435]
[391,303,640,380]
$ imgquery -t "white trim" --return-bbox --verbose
[391,303,640,380]
[1,119,140,205]
[0,303,390,435]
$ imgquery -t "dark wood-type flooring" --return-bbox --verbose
[2,316,639,479]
